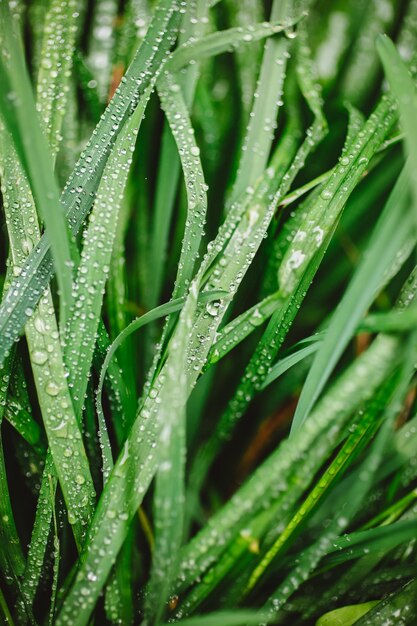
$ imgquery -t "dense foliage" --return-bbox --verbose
[1,0,417,624]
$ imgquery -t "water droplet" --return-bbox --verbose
[45,381,60,396]
[206,301,220,316]
[32,350,48,366]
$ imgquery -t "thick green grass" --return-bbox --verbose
[0,1,417,625]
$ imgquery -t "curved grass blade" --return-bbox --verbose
[96,290,227,436]
[175,333,402,592]
[64,93,144,418]
[0,0,181,368]
[157,71,208,299]
[165,18,297,76]
[56,284,200,625]
[149,0,209,308]
[0,129,95,550]
[0,2,73,324]
[290,166,414,435]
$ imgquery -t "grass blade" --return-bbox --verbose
[0,2,73,324]
[36,0,81,162]
[0,0,180,367]
[378,35,417,217]
[64,94,144,418]
[0,126,95,550]
[290,166,414,434]
[144,287,198,625]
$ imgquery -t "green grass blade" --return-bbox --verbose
[230,0,295,202]
[36,0,81,162]
[86,0,118,100]
[354,579,417,625]
[245,377,397,594]
[323,518,417,568]
[144,287,198,625]
[176,334,402,591]
[0,0,180,368]
[0,2,74,324]
[96,290,227,441]
[15,454,56,624]
[290,166,414,434]
[261,338,321,388]
[187,31,328,494]
[5,397,47,456]
[166,18,296,75]
[261,329,417,618]
[149,0,209,308]
[206,292,283,367]
[378,35,417,217]
[157,72,208,299]
[0,338,25,587]
[0,127,95,550]
[64,96,144,418]
[56,286,199,625]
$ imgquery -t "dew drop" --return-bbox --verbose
[31,350,48,366]
[45,381,60,396]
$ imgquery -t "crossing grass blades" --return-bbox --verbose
[1,0,417,625]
